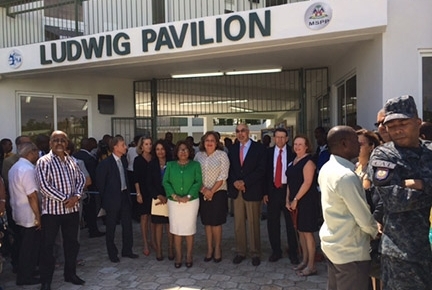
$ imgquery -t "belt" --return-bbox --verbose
[274,184,287,189]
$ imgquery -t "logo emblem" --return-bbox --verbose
[375,168,389,181]
[305,2,332,30]
[8,49,23,69]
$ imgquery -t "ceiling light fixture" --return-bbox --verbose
[230,106,253,112]
[214,99,248,104]
[171,72,223,78]
[225,68,282,75]
[180,101,213,106]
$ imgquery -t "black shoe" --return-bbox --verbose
[213,257,222,263]
[204,255,213,262]
[89,231,105,238]
[261,214,267,221]
[156,256,164,261]
[122,253,139,259]
[174,262,182,268]
[65,274,85,285]
[268,254,282,262]
[110,256,120,263]
[16,277,41,285]
[252,257,261,266]
[40,282,51,290]
[232,255,246,264]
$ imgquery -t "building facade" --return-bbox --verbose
[0,0,431,145]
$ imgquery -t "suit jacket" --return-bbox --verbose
[147,158,166,199]
[228,140,266,201]
[74,149,98,191]
[96,154,131,211]
[266,144,295,193]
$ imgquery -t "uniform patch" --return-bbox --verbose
[375,168,389,180]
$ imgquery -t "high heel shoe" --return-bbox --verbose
[186,256,193,268]
[174,262,182,268]
[293,262,307,271]
[213,257,222,263]
[204,253,213,262]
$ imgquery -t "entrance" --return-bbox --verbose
[113,68,327,144]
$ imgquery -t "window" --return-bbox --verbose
[19,94,89,146]
[422,56,432,122]
[317,94,330,129]
[337,75,357,127]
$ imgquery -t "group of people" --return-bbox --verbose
[0,95,431,290]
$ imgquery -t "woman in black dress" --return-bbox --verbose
[133,136,153,256]
[147,139,174,261]
[286,135,320,276]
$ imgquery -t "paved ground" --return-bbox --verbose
[1,215,328,289]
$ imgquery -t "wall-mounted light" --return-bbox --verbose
[25,96,31,103]
[81,101,88,111]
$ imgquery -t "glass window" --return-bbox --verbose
[337,75,357,127]
[422,56,432,122]
[19,94,88,146]
[20,95,54,137]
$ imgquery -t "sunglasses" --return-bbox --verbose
[235,129,248,133]
[374,121,384,128]
[51,138,67,143]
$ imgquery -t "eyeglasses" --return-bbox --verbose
[374,121,384,128]
[178,148,189,152]
[235,129,248,133]
[51,138,67,143]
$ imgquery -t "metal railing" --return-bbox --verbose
[0,0,306,48]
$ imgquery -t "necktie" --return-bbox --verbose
[117,159,127,190]
[240,145,245,166]
[274,149,283,188]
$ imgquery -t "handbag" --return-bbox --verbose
[151,198,169,217]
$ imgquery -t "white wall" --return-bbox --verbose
[0,74,134,141]
[382,0,432,116]
[329,36,383,130]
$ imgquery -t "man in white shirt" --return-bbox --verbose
[9,142,41,286]
[318,126,378,290]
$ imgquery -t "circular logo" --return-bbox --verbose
[8,49,23,69]
[304,2,332,30]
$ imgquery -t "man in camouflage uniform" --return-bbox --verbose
[369,95,432,290]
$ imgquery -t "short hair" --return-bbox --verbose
[152,139,172,161]
[0,138,12,146]
[66,140,75,154]
[50,130,68,140]
[173,140,194,160]
[356,129,380,148]
[199,131,223,151]
[109,135,124,152]
[18,142,38,157]
[136,136,152,155]
[293,134,313,154]
[15,135,30,146]
[273,127,288,137]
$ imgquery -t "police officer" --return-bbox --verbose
[369,95,432,290]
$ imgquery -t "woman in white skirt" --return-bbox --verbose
[163,140,202,268]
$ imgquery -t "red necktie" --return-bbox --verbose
[240,145,245,166]
[274,149,282,188]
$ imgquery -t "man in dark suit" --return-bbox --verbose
[263,128,299,264]
[73,137,104,238]
[96,135,138,263]
[228,124,266,266]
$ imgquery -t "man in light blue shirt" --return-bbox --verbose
[318,126,378,290]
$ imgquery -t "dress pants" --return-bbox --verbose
[83,191,100,235]
[267,185,298,259]
[40,212,80,284]
[326,258,370,290]
[233,191,261,257]
[105,191,133,259]
[16,225,40,282]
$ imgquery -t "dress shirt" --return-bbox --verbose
[113,153,127,190]
[318,154,378,264]
[239,139,252,160]
[273,145,287,185]
[9,158,38,227]
[36,151,86,215]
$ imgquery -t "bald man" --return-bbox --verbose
[319,126,378,290]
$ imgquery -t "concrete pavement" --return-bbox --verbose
[1,214,328,289]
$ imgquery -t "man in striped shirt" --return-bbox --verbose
[35,131,86,290]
